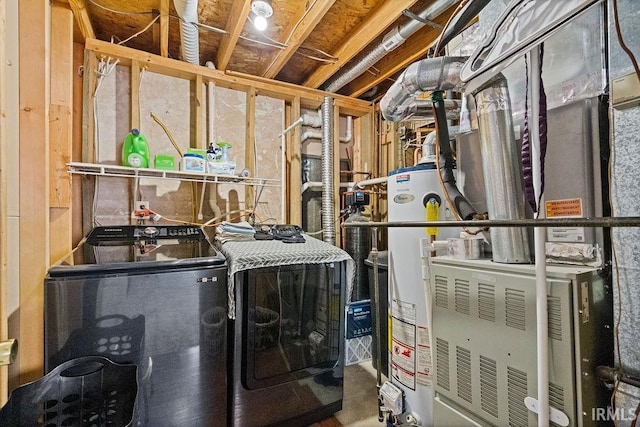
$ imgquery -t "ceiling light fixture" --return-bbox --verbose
[251,0,273,32]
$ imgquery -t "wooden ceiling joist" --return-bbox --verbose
[67,0,95,40]
[216,0,252,70]
[302,0,419,89]
[341,4,458,98]
[160,0,170,57]
[261,0,337,80]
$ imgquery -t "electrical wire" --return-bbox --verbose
[433,0,469,56]
[88,0,156,15]
[118,15,160,46]
[612,0,640,83]
[262,0,319,76]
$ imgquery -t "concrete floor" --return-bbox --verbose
[309,361,383,427]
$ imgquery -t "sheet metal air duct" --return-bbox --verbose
[321,97,335,244]
[380,56,467,122]
[475,75,531,263]
[173,0,200,65]
[322,0,458,93]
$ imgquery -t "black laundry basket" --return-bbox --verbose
[0,356,138,427]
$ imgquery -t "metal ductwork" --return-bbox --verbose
[173,0,200,65]
[380,56,467,121]
[475,76,531,264]
[321,97,335,244]
[323,0,459,93]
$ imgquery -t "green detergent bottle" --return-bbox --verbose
[122,128,150,168]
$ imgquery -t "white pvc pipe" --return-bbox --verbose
[355,176,388,189]
[531,46,549,427]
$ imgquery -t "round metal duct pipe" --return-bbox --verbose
[475,76,531,263]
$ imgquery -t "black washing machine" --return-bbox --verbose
[44,225,228,426]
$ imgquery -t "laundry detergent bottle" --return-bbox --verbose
[122,128,150,168]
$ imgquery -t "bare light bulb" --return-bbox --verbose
[254,14,268,31]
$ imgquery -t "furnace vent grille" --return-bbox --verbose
[549,382,565,415]
[478,283,496,322]
[507,366,529,427]
[480,355,498,418]
[505,288,526,331]
[455,279,471,315]
[548,296,563,341]
[435,275,449,309]
[436,338,450,391]
[456,346,473,403]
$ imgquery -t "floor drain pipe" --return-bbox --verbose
[321,96,335,244]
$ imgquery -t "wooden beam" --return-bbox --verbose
[131,60,141,130]
[67,0,95,40]
[160,0,169,57]
[245,87,256,214]
[191,74,203,148]
[72,42,84,246]
[216,0,252,71]
[84,38,372,115]
[0,0,8,403]
[286,97,301,225]
[303,0,419,89]
[19,0,50,384]
[341,6,457,98]
[262,0,337,79]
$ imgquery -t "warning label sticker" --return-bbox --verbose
[416,325,432,387]
[545,198,583,218]
[545,198,585,242]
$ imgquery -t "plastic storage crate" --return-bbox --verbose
[0,356,138,427]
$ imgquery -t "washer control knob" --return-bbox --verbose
[143,226,159,237]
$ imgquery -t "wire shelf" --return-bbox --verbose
[67,162,280,187]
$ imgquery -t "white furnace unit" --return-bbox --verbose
[430,257,613,427]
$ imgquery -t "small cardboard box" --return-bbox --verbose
[154,155,175,170]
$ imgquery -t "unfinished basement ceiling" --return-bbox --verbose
[70,0,460,100]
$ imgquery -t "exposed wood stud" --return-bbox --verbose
[131,59,141,130]
[287,97,302,225]
[160,0,169,57]
[67,0,95,40]
[333,101,340,247]
[245,87,257,214]
[18,0,50,384]
[191,74,203,148]
[0,0,8,403]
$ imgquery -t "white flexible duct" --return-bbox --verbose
[173,0,200,65]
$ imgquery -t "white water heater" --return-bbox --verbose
[387,164,459,426]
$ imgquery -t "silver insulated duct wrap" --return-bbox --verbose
[321,97,335,244]
[380,56,467,122]
[475,76,531,263]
